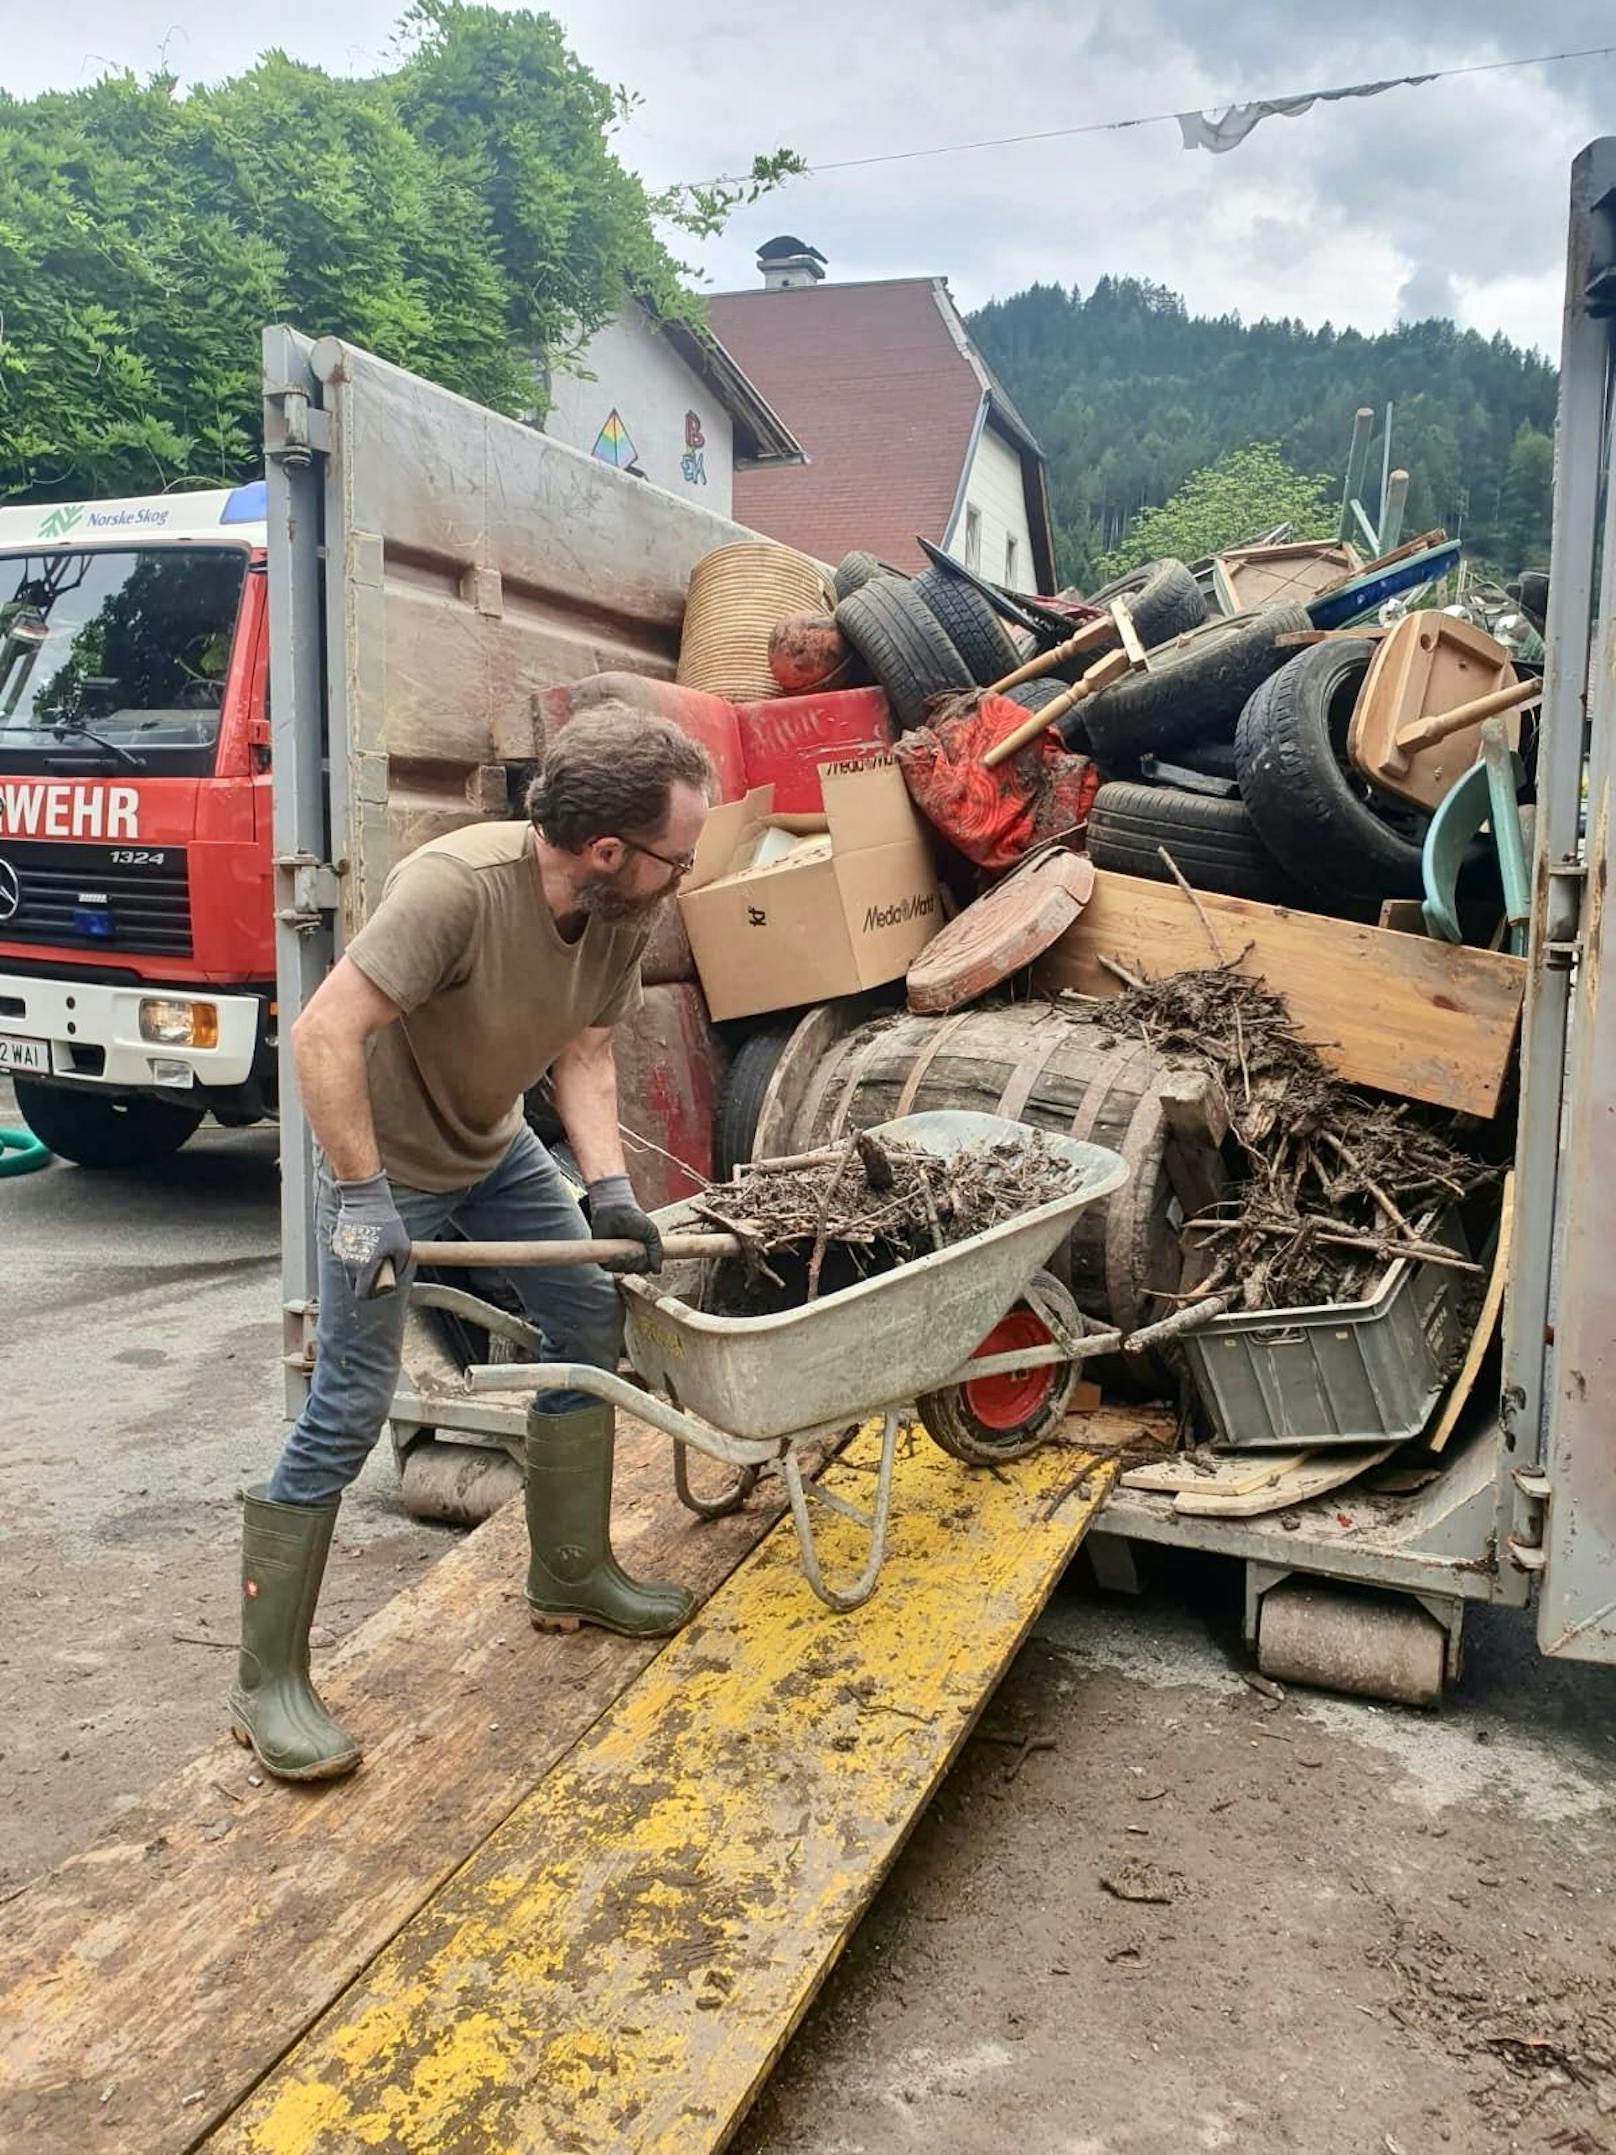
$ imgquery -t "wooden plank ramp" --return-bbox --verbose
[206,1427,1116,2155]
[0,1419,797,2155]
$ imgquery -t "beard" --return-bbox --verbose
[575,867,671,925]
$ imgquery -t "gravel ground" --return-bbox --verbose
[4,1077,1616,2153]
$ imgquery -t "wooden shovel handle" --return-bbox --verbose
[410,1234,740,1268]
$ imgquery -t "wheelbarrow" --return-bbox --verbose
[407,1113,1225,1609]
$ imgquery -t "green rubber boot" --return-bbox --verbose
[227,1486,361,1782]
[524,1402,695,1637]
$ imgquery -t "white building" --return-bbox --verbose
[542,299,802,518]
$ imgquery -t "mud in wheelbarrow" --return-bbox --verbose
[456,1112,1136,1609]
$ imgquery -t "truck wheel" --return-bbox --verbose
[10,1078,203,1169]
[917,1271,1080,1465]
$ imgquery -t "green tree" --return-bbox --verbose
[0,4,799,502]
[1497,421,1554,569]
[970,277,1557,592]
[1093,443,1336,581]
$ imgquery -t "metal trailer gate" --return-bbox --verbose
[1100,139,1616,1674]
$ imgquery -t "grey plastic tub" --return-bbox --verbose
[1181,1211,1474,1450]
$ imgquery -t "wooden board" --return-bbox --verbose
[0,1421,794,2155]
[207,1431,1118,2154]
[1032,869,1526,1118]
[907,847,1094,1013]
[1348,613,1517,813]
[1425,1172,1514,1455]
[1123,1448,1313,1498]
[1216,541,1360,612]
[1172,1444,1394,1518]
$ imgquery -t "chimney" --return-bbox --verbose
[757,235,827,291]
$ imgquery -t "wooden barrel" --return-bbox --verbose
[789,1004,1222,1334]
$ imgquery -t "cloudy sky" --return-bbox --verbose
[3,1,1611,355]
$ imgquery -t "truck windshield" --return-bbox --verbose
[0,547,247,768]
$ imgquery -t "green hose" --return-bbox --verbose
[0,1125,51,1177]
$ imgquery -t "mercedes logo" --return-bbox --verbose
[0,859,18,925]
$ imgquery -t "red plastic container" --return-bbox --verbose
[734,686,895,814]
[537,672,748,803]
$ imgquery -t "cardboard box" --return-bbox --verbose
[679,755,944,1021]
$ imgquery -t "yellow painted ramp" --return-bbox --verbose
[212,1429,1114,2155]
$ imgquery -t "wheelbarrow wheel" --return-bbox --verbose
[917,1271,1081,1466]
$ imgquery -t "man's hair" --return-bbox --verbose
[526,704,713,852]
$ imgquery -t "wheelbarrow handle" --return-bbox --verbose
[369,1231,739,1296]
[408,1233,741,1269]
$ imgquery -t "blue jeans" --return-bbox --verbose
[267,1124,623,1507]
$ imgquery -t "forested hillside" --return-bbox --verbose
[968,278,1558,589]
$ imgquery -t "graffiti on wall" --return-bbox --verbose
[681,410,707,488]
[592,409,645,477]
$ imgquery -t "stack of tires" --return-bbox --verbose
[825,547,1444,914]
[1076,580,1310,903]
[1082,604,1442,911]
[829,552,1022,732]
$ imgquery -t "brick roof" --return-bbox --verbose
[707,278,998,576]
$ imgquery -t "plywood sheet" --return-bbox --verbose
[1033,869,1525,1117]
[0,1423,789,2155]
[208,1432,1118,2154]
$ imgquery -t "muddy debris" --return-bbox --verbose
[689,1127,1093,1308]
[1087,963,1498,1310]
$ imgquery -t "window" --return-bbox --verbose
[964,505,982,572]
[1004,535,1019,586]
[0,546,247,777]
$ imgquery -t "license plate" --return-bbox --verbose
[0,1033,50,1074]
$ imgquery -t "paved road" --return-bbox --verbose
[5,1082,1616,2150]
[0,1078,440,1881]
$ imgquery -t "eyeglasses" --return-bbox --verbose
[622,836,697,878]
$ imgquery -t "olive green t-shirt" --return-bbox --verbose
[345,821,646,1191]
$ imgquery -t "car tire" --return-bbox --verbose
[1235,640,1429,903]
[1086,782,1286,901]
[1078,603,1311,760]
[835,576,973,731]
[714,1022,797,1177]
[11,1078,203,1169]
[913,565,1020,686]
[832,550,885,601]
[1087,558,1209,648]
[1164,737,1239,782]
[1003,677,1066,712]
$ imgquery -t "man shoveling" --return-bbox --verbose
[230,706,712,1782]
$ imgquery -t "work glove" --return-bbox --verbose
[330,1171,413,1299]
[587,1175,663,1275]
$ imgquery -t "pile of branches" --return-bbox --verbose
[1090,964,1498,1310]
[690,1128,1086,1305]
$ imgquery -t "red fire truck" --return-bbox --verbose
[0,483,277,1164]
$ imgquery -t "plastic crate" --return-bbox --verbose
[1181,1211,1474,1450]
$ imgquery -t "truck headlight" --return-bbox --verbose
[139,999,219,1050]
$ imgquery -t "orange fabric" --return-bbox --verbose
[893,693,1098,872]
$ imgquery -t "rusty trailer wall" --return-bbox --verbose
[305,332,752,926]
[265,326,752,1397]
